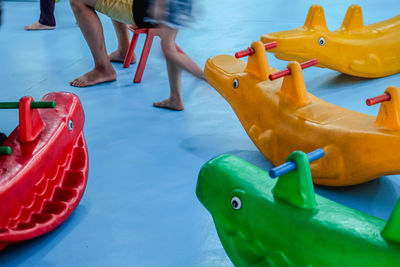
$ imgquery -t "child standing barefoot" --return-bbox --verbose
[24,0,56,30]
[69,0,204,110]
[149,0,205,110]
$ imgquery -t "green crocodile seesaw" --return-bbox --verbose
[196,149,400,266]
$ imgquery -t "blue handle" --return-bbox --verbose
[269,148,325,178]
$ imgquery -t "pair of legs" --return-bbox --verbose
[69,0,204,110]
[25,0,56,30]
[154,26,205,110]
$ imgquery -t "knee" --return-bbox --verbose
[160,39,177,59]
[69,0,85,11]
[69,0,79,10]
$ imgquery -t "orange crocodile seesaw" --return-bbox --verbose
[261,4,400,78]
[205,40,400,186]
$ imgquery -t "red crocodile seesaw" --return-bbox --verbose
[0,91,89,250]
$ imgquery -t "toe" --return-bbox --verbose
[70,80,80,87]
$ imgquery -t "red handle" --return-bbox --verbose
[264,41,277,50]
[235,41,277,58]
[366,93,391,106]
[235,47,254,58]
[269,59,318,80]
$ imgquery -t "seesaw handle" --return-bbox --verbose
[235,41,277,58]
[269,59,318,80]
[366,93,391,106]
[0,101,56,109]
[269,148,325,178]
[31,101,56,109]
[0,146,12,155]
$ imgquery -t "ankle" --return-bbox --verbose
[117,44,130,54]
[94,63,115,73]
[170,95,182,103]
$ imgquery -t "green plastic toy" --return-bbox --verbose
[196,150,400,266]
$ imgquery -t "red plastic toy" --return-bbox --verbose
[0,92,89,250]
[123,26,184,83]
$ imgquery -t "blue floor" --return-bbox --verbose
[0,0,400,266]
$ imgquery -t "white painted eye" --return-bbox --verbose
[68,120,73,130]
[231,196,242,210]
[233,79,239,89]
[318,37,325,46]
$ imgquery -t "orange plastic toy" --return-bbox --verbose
[261,5,400,78]
[205,41,400,186]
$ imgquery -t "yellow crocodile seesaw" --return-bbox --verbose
[261,4,400,78]
[205,40,400,186]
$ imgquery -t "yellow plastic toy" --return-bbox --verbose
[261,4,400,78]
[205,40,400,186]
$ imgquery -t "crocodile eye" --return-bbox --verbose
[231,196,242,210]
[318,37,325,46]
[68,120,73,131]
[232,79,239,89]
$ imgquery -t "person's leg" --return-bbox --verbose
[69,0,116,87]
[39,0,56,26]
[109,20,136,64]
[24,0,56,30]
[159,26,205,79]
[153,26,204,110]
[153,58,184,110]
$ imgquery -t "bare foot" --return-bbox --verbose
[109,50,136,64]
[24,21,55,31]
[70,67,116,87]
[153,98,184,111]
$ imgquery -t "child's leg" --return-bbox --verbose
[69,0,116,87]
[109,20,136,64]
[24,0,56,30]
[153,26,204,110]
[153,58,184,111]
[159,26,205,79]
[39,0,56,26]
